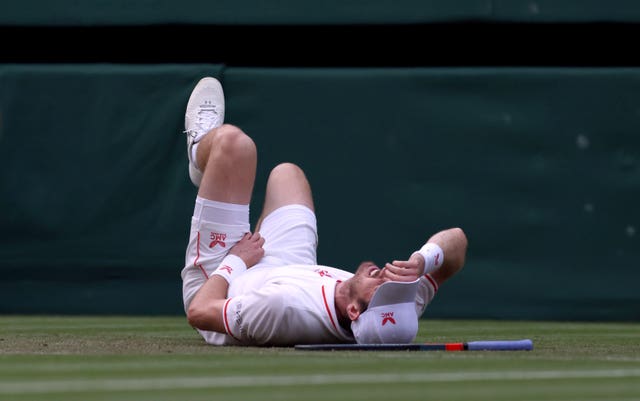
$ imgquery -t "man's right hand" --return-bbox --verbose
[229,232,265,268]
[381,253,423,282]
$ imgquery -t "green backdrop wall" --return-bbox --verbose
[2,0,640,25]
[1,65,638,320]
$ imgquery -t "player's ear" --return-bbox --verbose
[346,302,361,321]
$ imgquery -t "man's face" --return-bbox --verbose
[350,261,387,309]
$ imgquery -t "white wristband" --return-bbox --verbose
[412,243,444,275]
[211,254,247,284]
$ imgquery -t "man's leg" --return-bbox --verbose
[255,162,314,232]
[181,123,257,311]
[195,124,256,204]
[251,163,318,268]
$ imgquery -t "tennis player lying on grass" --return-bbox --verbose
[181,77,468,346]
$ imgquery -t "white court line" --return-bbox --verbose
[1,369,640,394]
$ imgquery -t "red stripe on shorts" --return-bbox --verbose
[195,231,208,279]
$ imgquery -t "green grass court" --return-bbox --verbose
[1,317,638,400]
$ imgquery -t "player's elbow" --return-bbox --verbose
[187,298,226,333]
[437,227,468,270]
[452,227,468,250]
[451,227,468,267]
[187,301,210,330]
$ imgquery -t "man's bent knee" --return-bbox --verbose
[200,124,256,171]
[212,124,256,158]
[269,162,306,182]
[260,162,314,215]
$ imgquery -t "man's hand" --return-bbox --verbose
[381,253,424,282]
[229,232,265,268]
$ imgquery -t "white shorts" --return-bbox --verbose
[181,203,318,311]
[253,204,318,269]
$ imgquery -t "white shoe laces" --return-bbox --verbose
[185,104,221,139]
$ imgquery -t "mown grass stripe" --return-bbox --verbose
[1,369,640,394]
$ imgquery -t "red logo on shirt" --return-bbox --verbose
[316,269,333,278]
[220,265,233,274]
[209,232,227,248]
[381,312,396,326]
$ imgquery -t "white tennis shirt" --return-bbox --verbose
[196,264,438,346]
[198,264,354,346]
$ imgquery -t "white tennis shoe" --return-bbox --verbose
[184,77,225,187]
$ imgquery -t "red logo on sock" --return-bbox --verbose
[381,312,396,326]
[209,232,227,248]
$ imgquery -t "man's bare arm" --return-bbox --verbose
[383,227,468,285]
